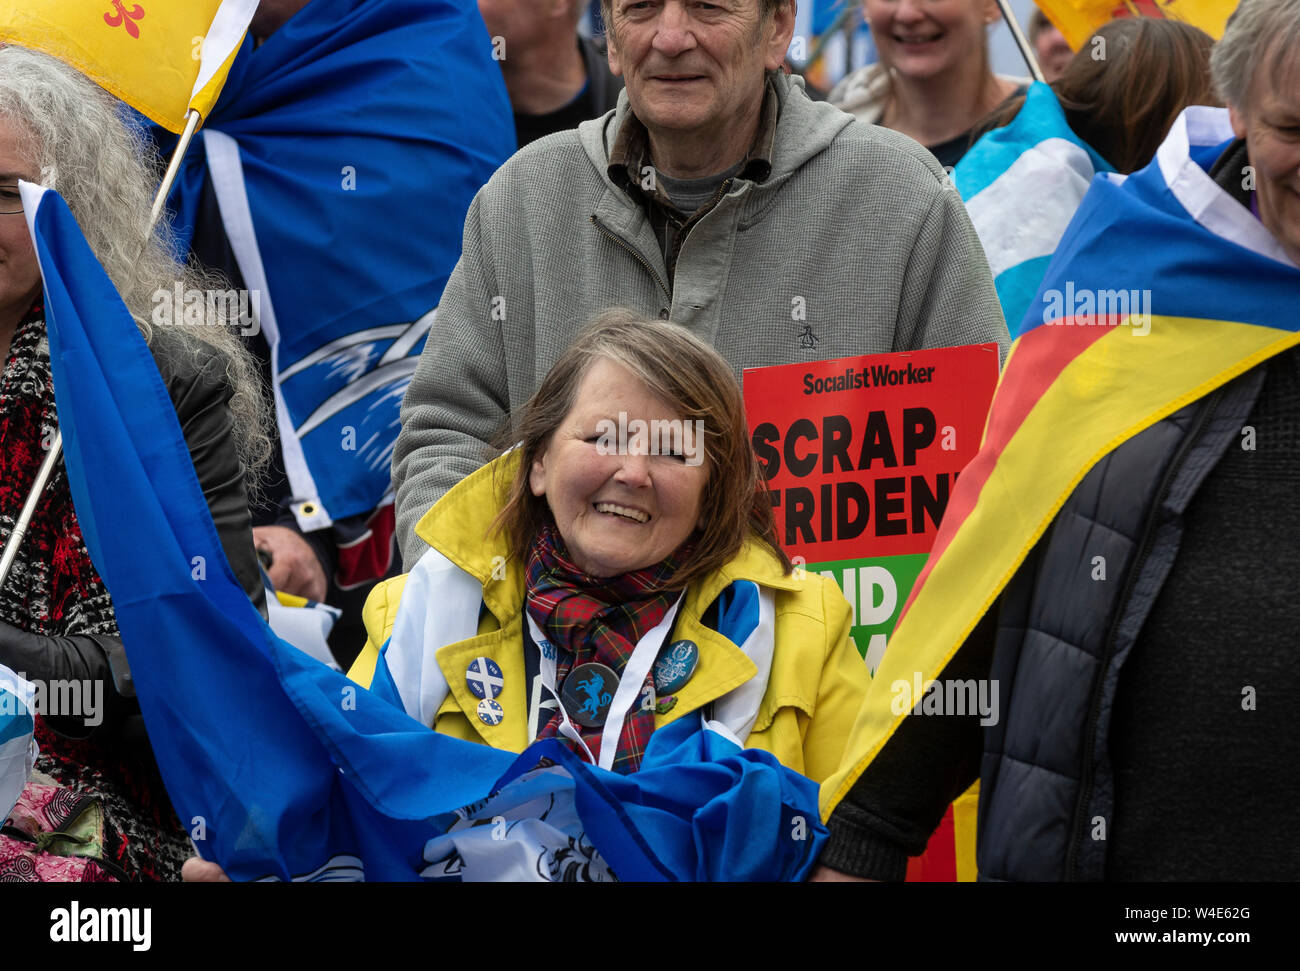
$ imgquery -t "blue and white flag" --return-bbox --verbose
[0,664,36,825]
[954,82,1114,338]
[159,0,514,533]
[25,183,825,882]
[266,582,343,672]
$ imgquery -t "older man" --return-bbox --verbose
[817,0,1300,882]
[392,0,1009,569]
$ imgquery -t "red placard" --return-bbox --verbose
[744,344,1000,882]
[744,343,1000,565]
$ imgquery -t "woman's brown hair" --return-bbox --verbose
[975,18,1218,173]
[492,308,791,589]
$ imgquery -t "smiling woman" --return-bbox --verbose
[525,357,709,577]
[346,307,867,788]
[830,0,1027,167]
[496,307,778,590]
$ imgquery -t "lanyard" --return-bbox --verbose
[527,592,685,771]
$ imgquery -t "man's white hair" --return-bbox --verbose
[1210,0,1300,110]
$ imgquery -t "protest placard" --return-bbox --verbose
[745,343,1000,881]
[745,343,1000,673]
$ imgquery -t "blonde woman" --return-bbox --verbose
[830,0,1027,167]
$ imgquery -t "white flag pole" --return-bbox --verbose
[998,0,1046,83]
[150,109,203,230]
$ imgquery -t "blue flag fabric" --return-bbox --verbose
[157,0,514,528]
[954,82,1114,338]
[26,183,825,881]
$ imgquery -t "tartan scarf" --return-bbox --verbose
[525,522,692,774]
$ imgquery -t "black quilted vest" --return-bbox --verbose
[976,367,1265,881]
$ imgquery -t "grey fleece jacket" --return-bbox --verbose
[393,72,1009,568]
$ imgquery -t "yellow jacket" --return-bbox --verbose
[349,457,867,783]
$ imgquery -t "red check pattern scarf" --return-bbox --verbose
[525,523,692,774]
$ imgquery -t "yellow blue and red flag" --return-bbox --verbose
[0,0,257,130]
[824,106,1300,831]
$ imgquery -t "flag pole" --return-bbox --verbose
[0,430,64,590]
[150,109,203,230]
[997,0,1046,83]
[0,108,203,591]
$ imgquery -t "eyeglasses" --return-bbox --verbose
[0,184,23,215]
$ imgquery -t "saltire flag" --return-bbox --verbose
[0,0,257,131]
[823,107,1300,827]
[954,82,1114,339]
[0,664,36,825]
[156,0,515,545]
[1033,0,1238,50]
[23,182,825,882]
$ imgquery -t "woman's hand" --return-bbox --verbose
[181,857,232,882]
[253,525,328,603]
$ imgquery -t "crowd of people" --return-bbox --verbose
[0,0,1296,882]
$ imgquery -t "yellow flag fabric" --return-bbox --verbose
[1034,0,1238,50]
[0,0,256,132]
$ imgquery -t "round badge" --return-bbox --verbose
[653,639,699,695]
[561,663,620,728]
[476,698,504,726]
[465,656,504,700]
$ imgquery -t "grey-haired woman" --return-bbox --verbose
[0,46,270,881]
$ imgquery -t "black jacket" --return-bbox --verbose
[0,334,266,742]
[822,140,1299,881]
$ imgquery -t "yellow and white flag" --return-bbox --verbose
[0,0,258,131]
[1035,0,1238,50]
